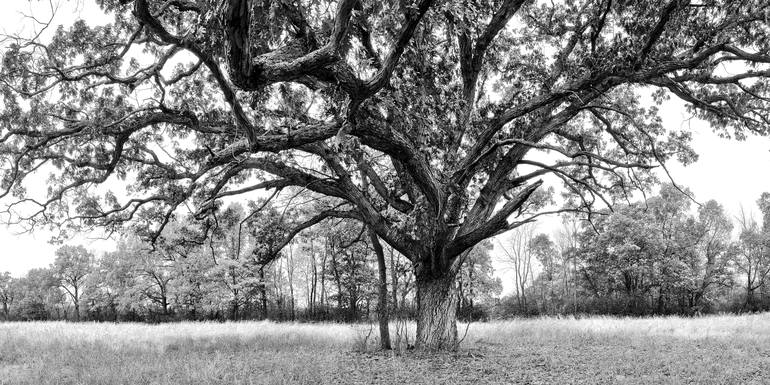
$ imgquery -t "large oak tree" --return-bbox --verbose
[3,0,770,348]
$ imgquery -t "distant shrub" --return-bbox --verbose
[17,299,48,321]
[458,304,491,322]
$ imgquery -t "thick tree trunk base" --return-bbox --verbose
[415,275,458,350]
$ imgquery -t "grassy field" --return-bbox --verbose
[2,314,770,384]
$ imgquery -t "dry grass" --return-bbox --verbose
[2,314,770,384]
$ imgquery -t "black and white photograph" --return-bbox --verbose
[1,0,770,383]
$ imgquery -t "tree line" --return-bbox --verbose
[0,201,501,323]
[4,184,770,322]
[497,185,770,317]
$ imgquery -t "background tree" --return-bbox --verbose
[456,240,502,321]
[557,185,739,315]
[499,224,536,313]
[529,233,559,313]
[205,203,263,320]
[553,216,581,313]
[388,245,415,317]
[81,257,120,321]
[734,209,770,311]
[15,268,58,321]
[684,200,734,314]
[0,272,17,320]
[3,190,770,322]
[52,245,94,321]
[116,238,178,318]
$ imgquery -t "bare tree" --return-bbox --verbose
[499,224,536,311]
[735,208,770,311]
[554,216,581,313]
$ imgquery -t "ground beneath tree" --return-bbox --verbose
[334,337,768,384]
[2,316,769,384]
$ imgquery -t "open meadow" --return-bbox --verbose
[2,314,770,384]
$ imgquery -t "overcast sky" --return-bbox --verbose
[2,1,770,296]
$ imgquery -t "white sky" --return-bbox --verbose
[1,2,770,298]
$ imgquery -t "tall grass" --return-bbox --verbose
[2,313,769,384]
[467,313,770,343]
[2,320,356,351]
[5,313,768,354]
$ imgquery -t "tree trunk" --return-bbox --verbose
[305,269,311,313]
[369,229,391,350]
[288,243,295,321]
[161,295,168,316]
[746,286,756,312]
[310,239,317,317]
[415,274,458,350]
[573,256,578,314]
[331,250,344,312]
[320,246,327,318]
[275,259,284,319]
[74,285,80,322]
[231,297,239,320]
[259,266,268,319]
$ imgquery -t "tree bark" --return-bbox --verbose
[415,273,458,350]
